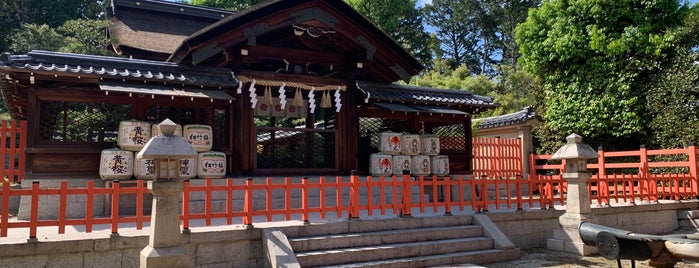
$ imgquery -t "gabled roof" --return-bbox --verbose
[167,0,423,83]
[106,0,234,60]
[475,106,541,129]
[356,81,497,114]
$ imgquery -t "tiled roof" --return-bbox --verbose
[0,50,238,88]
[475,106,541,129]
[356,80,497,108]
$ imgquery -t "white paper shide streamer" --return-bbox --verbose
[249,79,257,109]
[278,82,287,109]
[334,87,342,112]
[308,86,316,114]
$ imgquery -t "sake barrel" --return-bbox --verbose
[420,134,440,155]
[378,132,402,155]
[151,123,182,137]
[401,134,421,155]
[134,156,197,180]
[198,151,226,178]
[184,124,213,152]
[369,153,393,176]
[411,155,431,176]
[392,155,412,175]
[99,148,134,180]
[117,120,151,151]
[431,155,450,176]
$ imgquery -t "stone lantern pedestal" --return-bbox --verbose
[137,119,198,268]
[546,133,599,256]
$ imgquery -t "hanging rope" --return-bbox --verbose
[237,75,346,91]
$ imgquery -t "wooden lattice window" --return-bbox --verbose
[433,124,466,151]
[38,100,131,144]
[255,109,335,169]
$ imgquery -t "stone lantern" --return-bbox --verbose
[547,133,599,256]
[137,119,197,268]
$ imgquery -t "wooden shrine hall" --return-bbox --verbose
[0,0,497,181]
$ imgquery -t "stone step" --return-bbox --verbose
[296,237,494,267]
[310,249,508,268]
[290,225,483,252]
[283,215,474,238]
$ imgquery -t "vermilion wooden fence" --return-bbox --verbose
[1,119,698,239]
[472,137,522,180]
[530,145,699,205]
[1,173,560,239]
[0,120,26,184]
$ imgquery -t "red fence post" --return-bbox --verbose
[86,180,94,233]
[1,180,9,237]
[639,145,649,202]
[689,143,698,199]
[111,180,120,235]
[181,180,190,230]
[244,178,253,226]
[597,146,609,206]
[301,177,309,224]
[349,170,360,220]
[401,170,412,217]
[58,181,67,234]
[29,181,39,240]
[444,176,452,216]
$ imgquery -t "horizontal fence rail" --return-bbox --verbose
[1,174,562,239]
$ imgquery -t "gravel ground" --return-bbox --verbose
[485,247,699,268]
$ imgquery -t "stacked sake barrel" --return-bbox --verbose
[184,124,226,179]
[100,120,227,180]
[100,120,151,180]
[369,132,449,176]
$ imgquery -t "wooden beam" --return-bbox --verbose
[242,45,347,66]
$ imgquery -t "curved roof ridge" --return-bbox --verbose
[475,106,541,129]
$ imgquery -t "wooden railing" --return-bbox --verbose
[1,173,561,239]
[530,145,699,205]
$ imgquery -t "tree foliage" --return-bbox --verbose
[9,19,116,56]
[423,0,539,76]
[646,6,699,149]
[0,0,102,53]
[345,0,433,68]
[516,0,692,152]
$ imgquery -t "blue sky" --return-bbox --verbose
[416,0,431,8]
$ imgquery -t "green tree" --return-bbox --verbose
[345,0,433,68]
[8,24,66,54]
[9,19,116,56]
[57,19,116,56]
[646,6,699,148]
[0,0,102,53]
[423,0,539,76]
[516,0,691,152]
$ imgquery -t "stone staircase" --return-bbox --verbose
[271,215,519,268]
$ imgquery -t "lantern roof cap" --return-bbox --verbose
[551,133,598,160]
[136,119,197,159]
